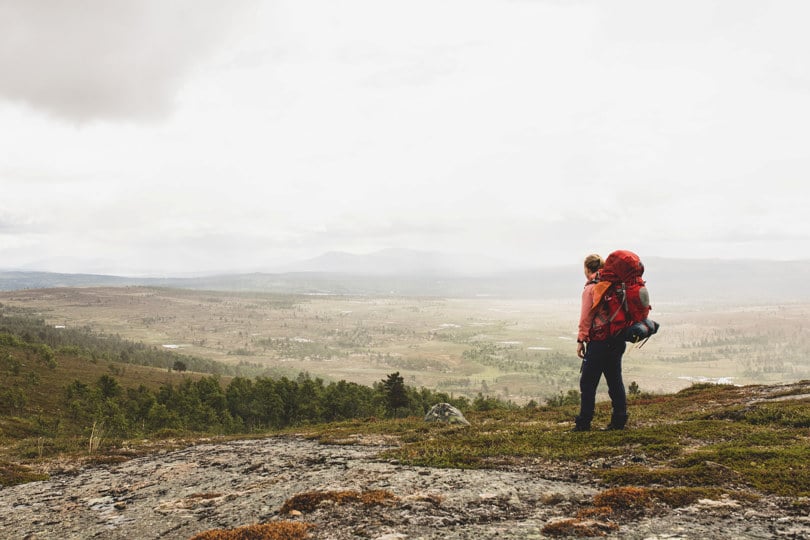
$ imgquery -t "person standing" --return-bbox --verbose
[574,254,628,431]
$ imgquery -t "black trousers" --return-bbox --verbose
[576,335,627,427]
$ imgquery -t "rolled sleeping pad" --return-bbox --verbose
[625,319,660,343]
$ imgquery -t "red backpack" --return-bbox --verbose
[589,250,657,342]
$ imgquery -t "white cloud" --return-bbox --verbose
[1,0,809,274]
[0,0,255,122]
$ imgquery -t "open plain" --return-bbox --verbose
[1,287,808,404]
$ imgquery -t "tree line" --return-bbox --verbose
[63,371,480,439]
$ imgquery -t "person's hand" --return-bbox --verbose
[577,341,586,359]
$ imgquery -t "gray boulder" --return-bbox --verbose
[424,403,470,426]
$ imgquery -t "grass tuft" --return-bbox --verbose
[592,487,653,516]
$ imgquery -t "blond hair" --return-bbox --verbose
[583,254,604,273]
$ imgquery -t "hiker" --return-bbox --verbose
[574,254,628,431]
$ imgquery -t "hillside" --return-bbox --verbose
[0,381,807,539]
[0,285,808,538]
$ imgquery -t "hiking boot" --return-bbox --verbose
[570,424,590,432]
[605,413,628,431]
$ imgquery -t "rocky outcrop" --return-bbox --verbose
[0,436,806,539]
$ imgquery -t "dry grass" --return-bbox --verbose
[548,485,741,536]
[592,487,653,518]
[189,521,314,540]
[574,506,614,519]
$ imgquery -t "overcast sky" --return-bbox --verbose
[1,0,809,276]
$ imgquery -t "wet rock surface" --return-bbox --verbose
[0,436,806,539]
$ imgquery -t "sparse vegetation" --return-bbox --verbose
[289,382,808,499]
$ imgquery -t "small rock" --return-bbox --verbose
[424,403,470,426]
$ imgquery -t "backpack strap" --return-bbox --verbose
[607,282,628,322]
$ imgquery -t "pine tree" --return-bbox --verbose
[382,372,409,417]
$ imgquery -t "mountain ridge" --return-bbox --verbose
[2,250,808,303]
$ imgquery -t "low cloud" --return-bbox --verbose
[0,0,253,122]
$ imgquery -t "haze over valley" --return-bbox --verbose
[2,250,807,404]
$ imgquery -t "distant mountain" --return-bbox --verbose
[272,248,513,276]
[1,254,808,304]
